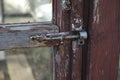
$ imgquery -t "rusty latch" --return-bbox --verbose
[31,31,87,46]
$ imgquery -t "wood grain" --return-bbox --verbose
[53,0,72,80]
[87,0,120,80]
[0,22,58,50]
[0,0,3,22]
[70,0,83,80]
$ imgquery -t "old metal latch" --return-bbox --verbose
[31,30,87,46]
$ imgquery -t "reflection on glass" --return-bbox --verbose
[4,0,52,23]
[118,56,120,80]
[0,0,53,80]
[1,48,53,80]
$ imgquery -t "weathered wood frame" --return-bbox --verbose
[0,0,119,80]
[0,22,58,50]
[53,0,120,80]
[84,0,120,80]
[0,0,83,80]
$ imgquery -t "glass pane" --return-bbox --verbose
[0,48,53,80]
[0,0,53,80]
[118,56,120,80]
[3,0,52,23]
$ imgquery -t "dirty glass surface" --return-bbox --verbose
[4,0,52,23]
[0,0,53,80]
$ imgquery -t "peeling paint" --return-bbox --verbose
[72,41,77,53]
[93,0,100,24]
[74,18,82,23]
[105,51,108,56]
[72,18,83,31]
[101,70,105,75]
[72,72,75,79]
[55,53,61,65]
[90,64,93,69]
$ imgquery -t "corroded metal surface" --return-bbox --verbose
[0,22,58,50]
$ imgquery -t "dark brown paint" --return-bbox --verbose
[86,0,120,80]
[53,0,72,80]
[70,0,83,80]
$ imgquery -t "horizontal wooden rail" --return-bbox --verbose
[0,22,59,50]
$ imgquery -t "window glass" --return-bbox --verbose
[0,48,53,80]
[4,0,52,23]
[0,0,53,80]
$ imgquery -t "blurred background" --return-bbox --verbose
[0,0,53,80]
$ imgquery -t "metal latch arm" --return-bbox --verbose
[31,31,87,46]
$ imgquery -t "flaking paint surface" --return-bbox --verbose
[93,0,100,24]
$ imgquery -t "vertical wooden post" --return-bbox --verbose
[53,0,84,80]
[53,0,72,80]
[86,0,120,80]
[70,0,83,80]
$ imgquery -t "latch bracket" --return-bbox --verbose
[31,30,87,46]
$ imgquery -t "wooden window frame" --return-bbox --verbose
[0,0,119,80]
